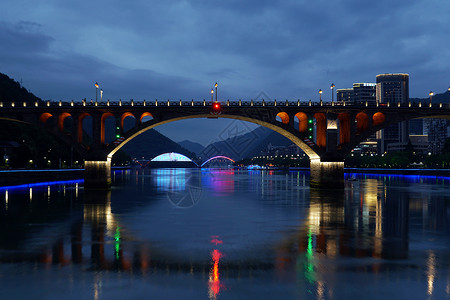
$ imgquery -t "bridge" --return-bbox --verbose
[133,153,235,167]
[1,98,450,188]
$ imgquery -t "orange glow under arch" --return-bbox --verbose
[58,112,72,133]
[372,112,385,126]
[276,112,289,124]
[121,112,136,129]
[101,112,115,144]
[140,112,154,123]
[40,112,53,124]
[338,113,350,144]
[295,112,308,132]
[314,113,327,148]
[356,112,369,134]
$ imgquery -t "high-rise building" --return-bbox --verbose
[376,73,409,105]
[336,88,353,103]
[353,83,376,105]
[376,73,410,152]
[424,119,450,154]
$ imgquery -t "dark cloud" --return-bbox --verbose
[1,0,449,143]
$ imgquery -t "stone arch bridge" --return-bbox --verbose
[1,99,449,188]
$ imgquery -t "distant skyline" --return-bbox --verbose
[1,0,449,145]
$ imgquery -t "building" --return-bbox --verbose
[386,135,428,154]
[351,139,379,155]
[409,119,424,135]
[336,88,353,103]
[376,73,410,153]
[424,119,450,154]
[353,83,376,105]
[376,73,409,105]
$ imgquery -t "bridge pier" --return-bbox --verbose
[309,159,344,189]
[84,160,111,189]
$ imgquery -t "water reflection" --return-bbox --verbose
[0,171,448,299]
[209,236,224,300]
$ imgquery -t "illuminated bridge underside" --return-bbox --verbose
[2,100,450,189]
[151,152,193,162]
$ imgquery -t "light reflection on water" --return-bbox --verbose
[0,169,449,299]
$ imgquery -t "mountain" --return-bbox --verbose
[410,90,450,104]
[121,129,197,161]
[199,127,273,161]
[245,130,295,157]
[178,140,204,155]
[199,125,304,161]
[0,73,42,103]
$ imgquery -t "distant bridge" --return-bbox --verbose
[133,153,235,168]
[200,156,235,167]
[1,99,450,188]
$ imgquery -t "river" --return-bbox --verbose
[0,168,449,299]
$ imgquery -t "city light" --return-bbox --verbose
[215,82,218,102]
[330,83,335,102]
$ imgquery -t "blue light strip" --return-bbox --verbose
[344,172,450,182]
[0,179,83,191]
[0,169,83,173]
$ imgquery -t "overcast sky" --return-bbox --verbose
[1,0,449,145]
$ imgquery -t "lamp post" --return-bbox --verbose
[215,82,218,102]
[95,82,99,102]
[319,89,322,101]
[211,89,214,104]
[330,83,335,102]
[100,89,103,102]
[429,91,434,105]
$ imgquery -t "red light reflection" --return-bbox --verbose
[208,236,224,299]
[211,235,223,246]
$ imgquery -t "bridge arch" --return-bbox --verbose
[106,114,320,161]
[101,112,115,144]
[78,112,91,144]
[58,112,72,132]
[121,112,136,129]
[355,112,369,134]
[372,112,385,126]
[151,152,195,163]
[294,112,308,133]
[201,156,235,167]
[140,112,154,123]
[314,113,327,148]
[276,112,289,124]
[338,113,351,144]
[40,112,53,124]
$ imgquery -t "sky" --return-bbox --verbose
[1,0,450,146]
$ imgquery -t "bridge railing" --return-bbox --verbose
[1,99,449,109]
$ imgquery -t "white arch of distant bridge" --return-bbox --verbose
[136,152,236,167]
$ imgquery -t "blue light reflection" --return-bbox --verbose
[0,179,84,191]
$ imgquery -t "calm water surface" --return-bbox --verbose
[0,169,449,299]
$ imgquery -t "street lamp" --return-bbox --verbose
[319,89,322,101]
[330,83,335,102]
[100,89,103,102]
[211,88,214,103]
[215,82,218,102]
[429,91,434,105]
[95,82,99,102]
